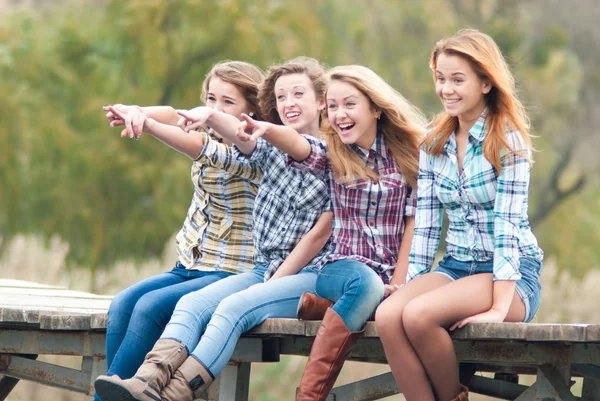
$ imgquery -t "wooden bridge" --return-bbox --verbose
[0,279,599,400]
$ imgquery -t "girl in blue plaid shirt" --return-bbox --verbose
[96,57,333,401]
[376,29,543,401]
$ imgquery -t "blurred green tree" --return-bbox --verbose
[0,0,598,284]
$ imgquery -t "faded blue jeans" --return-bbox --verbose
[94,262,233,401]
[160,264,319,379]
[315,259,386,331]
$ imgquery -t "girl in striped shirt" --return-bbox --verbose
[376,29,543,401]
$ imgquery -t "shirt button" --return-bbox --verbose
[371,201,376,206]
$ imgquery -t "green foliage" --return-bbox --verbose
[0,0,598,278]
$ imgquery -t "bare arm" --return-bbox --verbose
[236,114,312,161]
[268,212,333,281]
[140,106,180,126]
[390,215,415,287]
[145,119,205,159]
[106,105,204,159]
[104,105,181,130]
[176,107,257,155]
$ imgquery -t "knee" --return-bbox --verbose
[131,293,170,324]
[213,291,258,333]
[402,299,434,342]
[107,289,137,326]
[213,293,246,322]
[350,270,385,304]
[171,291,216,322]
[374,298,404,338]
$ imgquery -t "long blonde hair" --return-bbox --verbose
[322,65,426,187]
[201,61,266,120]
[259,57,327,125]
[424,29,532,172]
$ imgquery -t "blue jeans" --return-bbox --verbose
[433,255,542,322]
[316,259,385,331]
[162,265,318,378]
[95,262,233,401]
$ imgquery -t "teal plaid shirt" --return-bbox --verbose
[408,111,543,282]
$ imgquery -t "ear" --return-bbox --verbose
[317,98,326,111]
[374,108,382,120]
[482,80,492,95]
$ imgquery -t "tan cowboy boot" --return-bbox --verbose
[296,308,363,401]
[161,356,215,401]
[94,339,187,401]
[297,293,334,321]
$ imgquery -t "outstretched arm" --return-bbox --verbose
[104,104,181,133]
[236,114,312,161]
[177,107,257,156]
[106,105,205,159]
[268,212,333,281]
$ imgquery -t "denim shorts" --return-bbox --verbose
[432,255,542,322]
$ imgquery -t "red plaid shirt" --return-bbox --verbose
[290,133,416,283]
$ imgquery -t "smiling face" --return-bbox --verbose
[274,73,324,134]
[326,80,380,149]
[205,77,251,119]
[435,52,491,124]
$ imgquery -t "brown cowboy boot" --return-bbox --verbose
[452,384,469,401]
[161,356,215,401]
[296,308,364,401]
[94,339,187,401]
[297,293,334,321]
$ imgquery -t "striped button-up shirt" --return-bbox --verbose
[408,112,543,282]
[175,131,261,274]
[290,133,417,284]
[234,137,331,280]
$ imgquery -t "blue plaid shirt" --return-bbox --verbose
[408,111,543,282]
[234,137,331,280]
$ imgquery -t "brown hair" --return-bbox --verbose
[424,29,532,172]
[201,61,266,119]
[258,57,327,124]
[322,65,426,187]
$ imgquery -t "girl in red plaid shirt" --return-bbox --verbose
[237,65,426,401]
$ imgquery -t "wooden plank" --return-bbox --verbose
[40,314,92,330]
[526,324,588,342]
[0,354,93,395]
[586,325,600,343]
[248,318,306,335]
[538,364,578,401]
[0,279,61,289]
[451,323,528,341]
[0,287,112,299]
[0,330,105,357]
[326,371,400,401]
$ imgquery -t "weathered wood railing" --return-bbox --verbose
[1,279,599,400]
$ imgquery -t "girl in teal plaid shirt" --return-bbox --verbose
[376,29,543,401]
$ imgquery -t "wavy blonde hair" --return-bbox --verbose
[201,61,266,120]
[424,29,532,172]
[258,57,327,125]
[322,65,425,187]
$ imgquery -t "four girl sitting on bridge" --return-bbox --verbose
[95,28,543,401]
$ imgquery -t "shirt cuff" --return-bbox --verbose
[193,131,213,161]
[492,256,522,281]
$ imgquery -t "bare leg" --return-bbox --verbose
[375,273,451,401]
[402,273,525,401]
